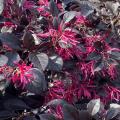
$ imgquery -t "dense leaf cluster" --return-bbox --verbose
[0,0,119,119]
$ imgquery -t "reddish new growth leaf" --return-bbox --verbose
[103,85,120,103]
[0,63,33,88]
[37,0,49,16]
[37,25,81,59]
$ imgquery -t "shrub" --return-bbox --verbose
[0,0,119,119]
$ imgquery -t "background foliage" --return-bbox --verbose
[0,0,119,119]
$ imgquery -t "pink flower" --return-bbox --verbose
[46,80,65,101]
[104,85,120,102]
[37,0,51,17]
[23,0,35,10]
[38,0,49,6]
[37,27,80,59]
[76,15,88,24]
[77,61,95,80]
[12,63,32,88]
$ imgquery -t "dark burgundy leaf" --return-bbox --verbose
[108,51,120,60]
[77,1,95,16]
[20,16,29,26]
[106,108,120,120]
[0,0,119,119]
[87,99,101,116]
[26,68,47,94]
[79,110,92,120]
[63,60,76,70]
[58,40,72,49]
[0,55,8,66]
[23,116,37,120]
[107,58,118,66]
[5,52,21,66]
[94,61,104,72]
[32,34,41,45]
[29,53,49,71]
[105,32,114,43]
[22,31,35,49]
[105,2,120,15]
[110,103,120,109]
[17,0,24,7]
[63,104,79,120]
[47,54,63,71]
[63,11,76,23]
[98,89,107,97]
[40,114,56,120]
[1,26,13,33]
[53,17,59,30]
[47,99,67,108]
[0,0,4,14]
[0,81,6,91]
[0,74,4,81]
[49,0,59,16]
[94,41,105,51]
[0,33,21,50]
[0,78,10,91]
[22,95,45,108]
[86,52,102,61]
[65,1,80,11]
[4,98,30,110]
[0,110,17,120]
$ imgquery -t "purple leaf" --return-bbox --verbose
[106,108,120,120]
[26,68,47,94]
[86,52,102,61]
[47,54,63,71]
[4,98,30,110]
[0,0,4,14]
[0,33,21,50]
[29,53,49,71]
[63,11,76,23]
[47,99,67,108]
[49,0,59,16]
[0,55,8,66]
[5,52,21,67]
[0,110,17,120]
[40,114,56,120]
[87,98,101,116]
[63,104,79,120]
[94,61,104,72]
